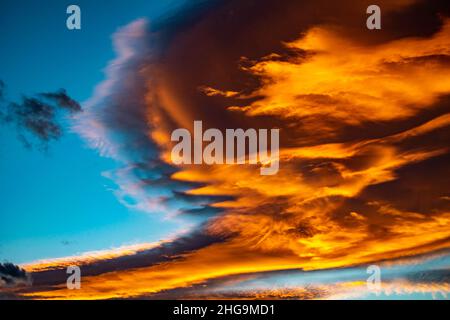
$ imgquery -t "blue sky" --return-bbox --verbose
[0,0,187,263]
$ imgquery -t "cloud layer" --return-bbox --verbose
[6,0,450,299]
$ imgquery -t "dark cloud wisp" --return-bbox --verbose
[0,83,82,150]
[0,263,31,288]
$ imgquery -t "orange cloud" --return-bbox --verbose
[228,20,450,129]
[15,7,450,300]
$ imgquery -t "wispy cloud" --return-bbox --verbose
[0,83,81,150]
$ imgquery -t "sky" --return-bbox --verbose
[0,0,188,263]
[0,0,449,300]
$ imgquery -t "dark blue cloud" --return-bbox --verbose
[0,82,81,150]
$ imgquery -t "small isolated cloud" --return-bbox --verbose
[0,262,31,288]
[0,82,82,150]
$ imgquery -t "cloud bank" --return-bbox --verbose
[8,0,450,299]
